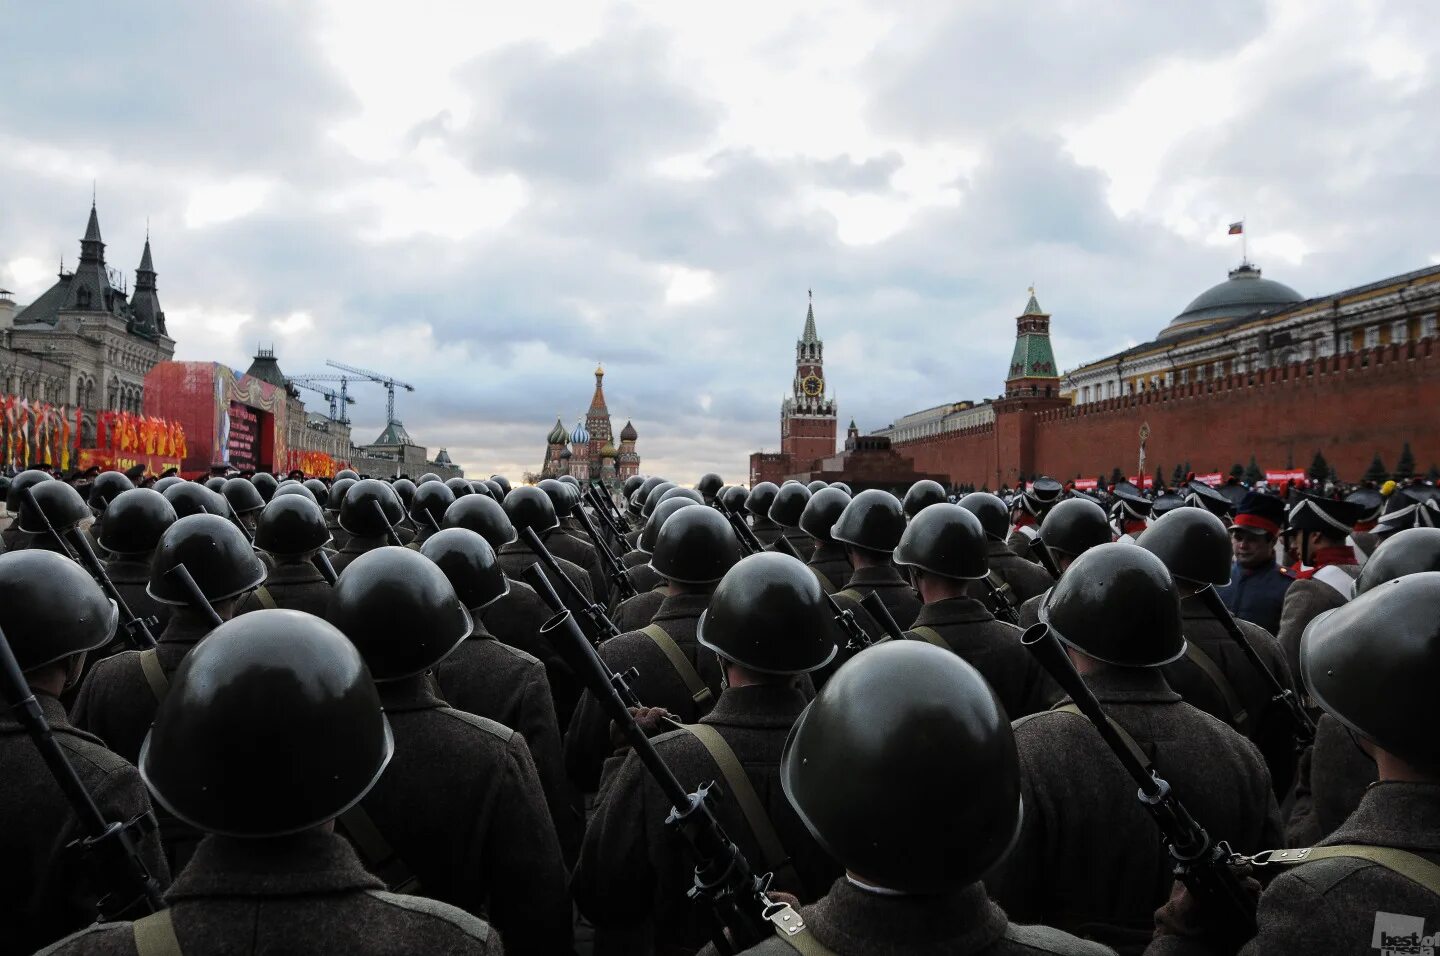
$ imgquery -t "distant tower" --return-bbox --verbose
[569,420,592,480]
[585,365,613,464]
[780,292,838,470]
[128,232,166,338]
[843,418,860,451]
[542,417,568,478]
[1005,288,1061,397]
[617,420,640,479]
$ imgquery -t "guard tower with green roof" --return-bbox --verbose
[1005,288,1060,397]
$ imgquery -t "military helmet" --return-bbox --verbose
[781,640,1021,891]
[650,505,742,585]
[326,477,357,512]
[1038,497,1112,561]
[273,481,318,504]
[98,488,178,556]
[830,482,852,496]
[745,482,779,519]
[0,550,118,672]
[557,475,579,488]
[626,488,646,519]
[302,475,329,501]
[958,492,1009,543]
[151,475,183,494]
[251,472,278,502]
[642,481,679,519]
[17,480,92,535]
[1356,528,1440,595]
[696,473,724,501]
[222,477,266,516]
[1137,507,1232,587]
[417,472,441,485]
[1019,477,1064,517]
[767,483,812,529]
[254,494,331,558]
[1151,491,1185,518]
[638,497,699,555]
[410,480,456,532]
[335,469,360,481]
[1039,543,1184,667]
[697,552,840,674]
[902,480,948,520]
[204,476,228,493]
[659,486,705,507]
[420,528,509,612]
[805,480,829,495]
[467,480,494,499]
[163,481,229,520]
[638,476,668,501]
[831,489,906,554]
[148,513,267,607]
[718,485,749,514]
[327,547,472,681]
[893,503,988,581]
[390,478,416,509]
[488,475,512,496]
[482,479,505,500]
[338,479,404,537]
[1301,572,1440,771]
[502,485,560,534]
[537,478,573,516]
[798,487,852,543]
[139,609,393,837]
[88,470,135,511]
[445,476,473,499]
[445,494,518,550]
[622,475,646,500]
[1183,481,1234,519]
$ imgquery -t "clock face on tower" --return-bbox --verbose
[802,375,823,397]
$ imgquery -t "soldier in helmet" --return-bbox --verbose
[611,497,700,631]
[406,479,455,548]
[0,550,170,955]
[16,480,94,555]
[1013,498,1113,628]
[94,488,178,641]
[702,642,1111,956]
[566,506,742,796]
[1008,476,1064,564]
[574,552,844,952]
[1275,493,1366,693]
[1151,572,1440,955]
[73,514,267,767]
[831,489,922,629]
[1216,492,1294,638]
[324,476,357,550]
[799,486,853,593]
[746,481,783,547]
[894,503,1055,718]
[162,480,228,521]
[902,478,947,520]
[1139,508,1298,796]
[985,544,1281,950]
[960,491,1054,616]
[86,469,134,543]
[1285,528,1440,846]
[696,472,723,506]
[331,479,407,573]
[41,610,503,955]
[327,548,572,956]
[422,528,574,857]
[501,485,608,607]
[236,494,335,617]
[221,476,266,536]
[767,482,814,560]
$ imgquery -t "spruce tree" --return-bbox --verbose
[1363,454,1388,484]
[1172,463,1185,485]
[1245,456,1264,485]
[1110,466,1125,486]
[1395,442,1415,481]
[1428,465,1440,482]
[1308,451,1329,483]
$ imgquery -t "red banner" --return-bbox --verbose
[1264,470,1307,483]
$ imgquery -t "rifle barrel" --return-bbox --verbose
[1195,585,1315,743]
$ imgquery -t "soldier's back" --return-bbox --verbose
[100,557,171,632]
[234,561,332,617]
[1285,713,1376,845]
[975,542,1053,610]
[612,586,666,631]
[906,597,1056,718]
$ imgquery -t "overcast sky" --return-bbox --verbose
[3,1,1438,480]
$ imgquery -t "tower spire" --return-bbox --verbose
[801,289,819,344]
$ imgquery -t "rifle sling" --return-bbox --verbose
[1052,702,1152,772]
[1261,845,1440,896]
[640,624,713,707]
[139,648,170,705]
[909,625,949,650]
[683,723,804,898]
[771,915,837,956]
[1183,641,1249,733]
[252,586,278,610]
[132,908,183,956]
[337,803,422,894]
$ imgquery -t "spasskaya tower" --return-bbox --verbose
[750,292,838,484]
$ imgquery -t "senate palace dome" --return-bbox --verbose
[1159,262,1304,341]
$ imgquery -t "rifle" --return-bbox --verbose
[369,499,404,548]
[825,592,874,652]
[566,493,639,602]
[163,565,225,629]
[981,574,1022,626]
[523,562,642,709]
[518,526,621,643]
[1030,535,1063,579]
[537,601,797,954]
[1021,623,1258,944]
[1195,585,1315,747]
[0,623,165,919]
[588,480,630,537]
[716,499,763,555]
[769,532,801,560]
[20,486,157,650]
[859,590,906,643]
[311,550,339,586]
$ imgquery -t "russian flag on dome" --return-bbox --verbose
[1227,221,1244,235]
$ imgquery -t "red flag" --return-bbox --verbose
[1227,221,1244,235]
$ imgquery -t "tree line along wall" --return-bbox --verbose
[891,338,1440,488]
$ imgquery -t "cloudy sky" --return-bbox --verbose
[3,1,1438,479]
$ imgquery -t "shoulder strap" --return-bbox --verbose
[641,623,714,708]
[138,648,169,705]
[807,564,836,595]
[1312,564,1357,602]
[337,803,422,895]
[834,588,862,603]
[769,909,837,956]
[1262,845,1440,896]
[1052,702,1152,771]
[252,586,278,610]
[1183,641,1249,733]
[684,723,803,897]
[437,706,516,742]
[909,625,949,649]
[132,908,183,956]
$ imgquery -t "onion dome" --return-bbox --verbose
[1160,263,1303,340]
[559,446,572,460]
[620,420,638,442]
[600,442,617,458]
[547,417,567,445]
[571,421,590,445]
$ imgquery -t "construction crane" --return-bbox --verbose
[326,360,415,425]
[288,376,356,423]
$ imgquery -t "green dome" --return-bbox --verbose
[546,418,567,445]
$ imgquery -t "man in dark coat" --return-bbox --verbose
[1217,492,1294,636]
[1285,713,1376,845]
[830,490,922,630]
[958,491,1053,616]
[235,493,334,617]
[1006,477,1063,565]
[1275,494,1364,689]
